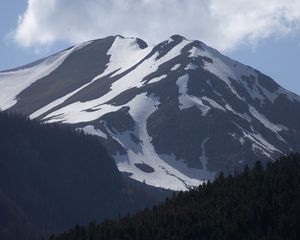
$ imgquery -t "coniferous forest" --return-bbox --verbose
[0,111,169,240]
[50,153,300,240]
[1,111,300,240]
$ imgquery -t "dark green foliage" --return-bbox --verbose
[0,111,169,240]
[52,153,300,240]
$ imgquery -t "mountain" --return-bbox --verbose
[49,153,300,240]
[0,111,169,240]
[1,35,300,191]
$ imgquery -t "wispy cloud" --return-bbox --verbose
[14,0,300,51]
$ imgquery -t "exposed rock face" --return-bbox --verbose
[1,35,300,190]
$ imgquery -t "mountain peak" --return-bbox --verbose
[109,35,149,49]
[1,35,300,190]
[169,34,187,42]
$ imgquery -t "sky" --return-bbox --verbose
[0,0,300,95]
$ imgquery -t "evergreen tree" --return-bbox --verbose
[51,153,300,240]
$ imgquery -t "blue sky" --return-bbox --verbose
[0,0,300,95]
[0,1,68,70]
[230,35,300,95]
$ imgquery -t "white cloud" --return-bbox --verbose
[14,0,300,51]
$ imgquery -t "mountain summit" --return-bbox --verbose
[1,35,300,190]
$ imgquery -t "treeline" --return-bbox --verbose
[0,111,169,240]
[51,153,300,240]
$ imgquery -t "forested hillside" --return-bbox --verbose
[51,153,300,240]
[0,111,169,240]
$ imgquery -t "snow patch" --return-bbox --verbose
[188,44,259,102]
[159,153,215,182]
[225,104,251,122]
[147,74,167,84]
[249,106,284,133]
[113,93,206,191]
[0,47,74,110]
[74,40,93,51]
[31,38,152,119]
[202,96,225,112]
[234,122,281,158]
[78,125,107,139]
[185,63,198,70]
[160,39,191,63]
[248,105,287,143]
[43,39,192,124]
[176,74,210,115]
[106,36,153,77]
[189,46,202,58]
[171,64,181,71]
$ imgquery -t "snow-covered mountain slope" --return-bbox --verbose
[1,35,300,190]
